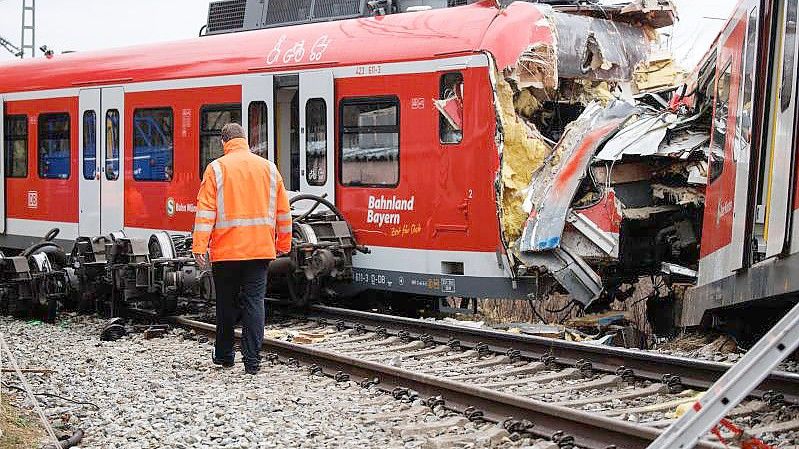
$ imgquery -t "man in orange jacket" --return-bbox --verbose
[192,123,292,375]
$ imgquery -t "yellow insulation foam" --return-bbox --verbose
[498,77,551,244]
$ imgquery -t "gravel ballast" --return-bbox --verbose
[1,315,537,449]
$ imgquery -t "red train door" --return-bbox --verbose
[299,70,335,202]
[78,87,125,237]
[730,3,761,270]
[0,96,5,234]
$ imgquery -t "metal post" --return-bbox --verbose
[647,299,799,449]
[20,0,35,58]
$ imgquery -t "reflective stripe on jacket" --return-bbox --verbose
[191,137,292,262]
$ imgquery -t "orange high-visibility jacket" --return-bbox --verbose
[191,137,292,261]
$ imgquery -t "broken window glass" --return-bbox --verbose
[305,98,327,186]
[341,97,399,187]
[709,61,732,184]
[438,72,463,144]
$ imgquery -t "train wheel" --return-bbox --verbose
[156,294,179,317]
[286,271,319,308]
[45,298,58,323]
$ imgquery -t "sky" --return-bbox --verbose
[0,0,738,70]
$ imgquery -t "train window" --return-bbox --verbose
[200,104,242,176]
[306,98,327,186]
[82,111,96,180]
[105,110,120,181]
[38,113,71,180]
[248,102,268,160]
[439,72,464,144]
[133,108,174,182]
[737,6,759,160]
[340,97,400,187]
[4,115,28,178]
[710,61,732,184]
[781,0,797,112]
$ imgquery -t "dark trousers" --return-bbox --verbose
[212,259,269,370]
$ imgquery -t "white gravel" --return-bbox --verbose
[2,315,525,449]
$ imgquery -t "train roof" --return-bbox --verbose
[0,1,550,94]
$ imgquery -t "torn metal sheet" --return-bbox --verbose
[519,100,636,253]
[652,184,704,206]
[553,0,677,29]
[622,205,680,220]
[595,111,677,161]
[687,161,708,185]
[568,212,619,257]
[661,262,697,279]
[515,246,603,307]
[657,131,709,158]
[553,12,650,82]
[562,229,609,260]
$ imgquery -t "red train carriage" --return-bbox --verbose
[681,0,799,331]
[0,2,553,308]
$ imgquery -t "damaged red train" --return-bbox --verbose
[0,0,779,331]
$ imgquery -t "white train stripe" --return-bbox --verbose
[354,246,511,278]
[6,219,79,241]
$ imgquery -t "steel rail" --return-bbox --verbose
[306,305,799,401]
[174,316,726,449]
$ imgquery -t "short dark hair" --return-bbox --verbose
[221,123,246,143]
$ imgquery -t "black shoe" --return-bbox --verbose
[211,350,234,368]
[212,357,234,368]
[245,366,260,375]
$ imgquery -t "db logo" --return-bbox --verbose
[27,191,38,209]
[166,197,176,217]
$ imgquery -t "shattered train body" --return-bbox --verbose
[490,1,706,314]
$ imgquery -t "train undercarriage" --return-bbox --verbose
[0,194,365,322]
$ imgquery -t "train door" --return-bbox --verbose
[730,4,761,270]
[101,87,124,235]
[299,71,335,202]
[764,0,799,258]
[78,87,124,237]
[242,74,275,162]
[700,36,741,278]
[273,75,300,192]
[79,89,102,236]
[0,96,5,234]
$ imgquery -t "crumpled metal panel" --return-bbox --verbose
[515,246,603,307]
[553,12,649,82]
[595,111,709,161]
[595,111,673,160]
[519,100,636,253]
[553,0,677,29]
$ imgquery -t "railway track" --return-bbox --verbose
[173,306,799,449]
